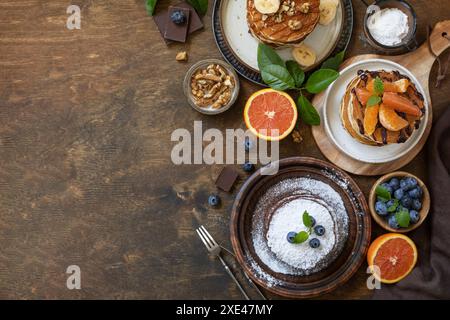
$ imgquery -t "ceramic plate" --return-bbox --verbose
[213,0,353,85]
[323,58,429,164]
[230,157,371,298]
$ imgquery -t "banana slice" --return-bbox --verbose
[292,44,316,68]
[319,0,339,26]
[254,0,280,15]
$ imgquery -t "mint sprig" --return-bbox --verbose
[395,208,411,228]
[373,77,384,95]
[292,211,314,244]
[376,185,391,202]
[257,43,342,126]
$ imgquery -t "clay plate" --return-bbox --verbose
[230,157,371,298]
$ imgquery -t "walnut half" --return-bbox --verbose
[288,19,303,31]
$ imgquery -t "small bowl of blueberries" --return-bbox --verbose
[369,171,430,233]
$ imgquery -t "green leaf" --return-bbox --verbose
[145,0,158,16]
[376,185,391,201]
[374,77,384,95]
[321,50,345,71]
[293,231,309,244]
[260,64,295,90]
[387,199,399,212]
[257,43,285,70]
[395,209,410,228]
[367,95,381,107]
[303,210,313,228]
[305,69,339,94]
[297,94,320,126]
[286,60,305,88]
[187,0,208,15]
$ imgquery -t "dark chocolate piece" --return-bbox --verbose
[176,2,204,34]
[153,10,173,44]
[164,6,190,43]
[215,166,239,192]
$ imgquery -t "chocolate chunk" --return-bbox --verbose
[215,166,239,192]
[164,7,190,43]
[176,2,204,34]
[153,10,173,44]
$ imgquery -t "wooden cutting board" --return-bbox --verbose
[312,20,450,176]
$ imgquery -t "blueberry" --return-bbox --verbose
[381,183,393,195]
[170,10,186,24]
[310,216,316,227]
[375,201,388,216]
[409,210,420,224]
[388,215,400,229]
[309,238,320,248]
[388,178,400,190]
[386,199,397,210]
[401,195,412,209]
[244,137,253,151]
[408,187,423,199]
[314,225,325,236]
[242,162,255,173]
[400,177,417,191]
[287,231,297,244]
[411,199,422,211]
[208,195,221,207]
[394,188,404,200]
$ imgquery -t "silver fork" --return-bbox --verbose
[196,225,250,300]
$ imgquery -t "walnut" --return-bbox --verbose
[288,19,303,30]
[291,130,303,143]
[262,14,268,21]
[176,51,188,61]
[299,2,310,14]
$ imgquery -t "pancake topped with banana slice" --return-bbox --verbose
[247,0,339,48]
[340,69,425,146]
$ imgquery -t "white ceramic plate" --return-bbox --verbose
[219,0,344,72]
[323,58,429,164]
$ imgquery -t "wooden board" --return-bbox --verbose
[312,20,450,176]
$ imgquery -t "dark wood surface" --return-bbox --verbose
[0,0,448,299]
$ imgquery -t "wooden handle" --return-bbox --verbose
[430,20,450,57]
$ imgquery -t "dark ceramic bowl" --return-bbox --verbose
[363,0,417,54]
[230,157,371,298]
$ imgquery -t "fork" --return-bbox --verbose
[196,225,250,300]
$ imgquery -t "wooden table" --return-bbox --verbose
[0,0,448,299]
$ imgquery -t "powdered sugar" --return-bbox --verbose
[267,199,336,270]
[367,8,409,46]
[250,177,349,277]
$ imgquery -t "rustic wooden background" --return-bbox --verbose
[0,0,448,299]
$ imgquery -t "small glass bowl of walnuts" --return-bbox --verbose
[183,59,240,115]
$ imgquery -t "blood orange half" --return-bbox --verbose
[367,233,418,284]
[244,89,297,141]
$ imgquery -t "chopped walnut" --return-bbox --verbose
[299,2,310,14]
[262,14,268,21]
[291,130,303,143]
[288,19,303,30]
[176,51,188,61]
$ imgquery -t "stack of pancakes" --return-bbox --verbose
[247,0,320,46]
[340,70,425,146]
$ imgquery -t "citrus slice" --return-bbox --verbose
[244,88,297,141]
[367,233,418,284]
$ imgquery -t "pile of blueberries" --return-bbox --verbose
[374,176,423,229]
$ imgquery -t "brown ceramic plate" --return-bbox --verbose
[230,157,371,298]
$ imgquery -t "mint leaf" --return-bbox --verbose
[293,231,309,244]
[303,211,313,228]
[367,95,381,107]
[321,50,345,71]
[305,69,339,94]
[376,185,391,201]
[145,0,158,16]
[187,0,208,15]
[387,199,399,212]
[286,60,305,88]
[260,64,295,90]
[395,209,410,228]
[373,77,384,95]
[297,95,320,126]
[257,43,285,70]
